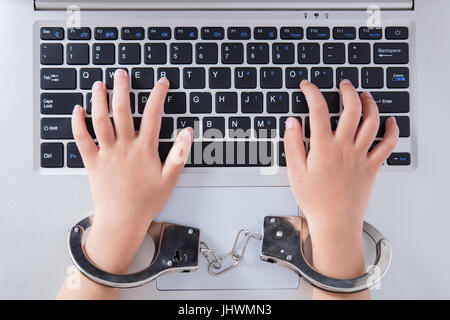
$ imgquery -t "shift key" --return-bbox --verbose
[41,68,76,89]
[41,118,73,139]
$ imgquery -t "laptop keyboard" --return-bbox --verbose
[39,25,412,169]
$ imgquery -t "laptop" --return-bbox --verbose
[34,0,415,296]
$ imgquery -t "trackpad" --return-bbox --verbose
[155,187,299,290]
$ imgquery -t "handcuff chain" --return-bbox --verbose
[200,228,262,277]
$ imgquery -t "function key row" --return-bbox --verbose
[40,26,409,41]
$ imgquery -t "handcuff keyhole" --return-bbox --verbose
[173,250,181,262]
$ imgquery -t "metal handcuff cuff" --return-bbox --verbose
[68,215,392,293]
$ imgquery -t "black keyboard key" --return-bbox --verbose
[157,68,180,89]
[121,27,144,40]
[254,27,277,40]
[67,142,84,168]
[307,27,330,40]
[374,43,409,64]
[260,68,282,89]
[279,117,301,138]
[196,43,218,64]
[137,92,150,114]
[160,117,174,139]
[201,27,225,40]
[187,141,225,167]
[170,43,192,64]
[86,92,110,114]
[158,142,174,163]
[359,27,382,40]
[278,142,286,166]
[349,43,371,64]
[148,27,171,40]
[362,67,384,89]
[229,117,251,138]
[387,67,409,88]
[222,43,244,64]
[336,67,359,88]
[94,27,118,40]
[226,141,273,167]
[385,27,409,40]
[165,92,186,114]
[387,153,411,166]
[285,68,308,89]
[41,93,83,115]
[174,27,198,40]
[254,117,276,138]
[280,27,303,40]
[378,116,410,138]
[247,43,269,64]
[184,68,205,89]
[216,92,238,113]
[40,43,63,65]
[144,43,167,64]
[371,92,410,113]
[311,67,333,89]
[67,43,89,65]
[209,68,231,89]
[80,68,102,89]
[323,43,346,64]
[41,143,63,168]
[203,117,225,138]
[330,116,341,131]
[40,68,76,90]
[105,68,128,89]
[41,118,73,139]
[119,43,141,64]
[298,43,320,64]
[131,68,154,89]
[267,92,289,113]
[93,43,115,65]
[190,92,212,113]
[272,43,295,64]
[40,27,64,40]
[292,92,308,113]
[323,92,341,113]
[241,92,263,113]
[177,117,200,138]
[333,27,356,40]
[228,27,251,40]
[68,27,91,40]
[235,68,257,89]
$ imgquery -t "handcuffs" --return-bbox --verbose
[68,215,392,293]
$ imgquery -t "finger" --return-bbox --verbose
[139,78,170,149]
[300,80,332,141]
[161,127,194,188]
[91,81,115,147]
[284,117,307,178]
[336,79,362,141]
[111,69,135,140]
[71,105,98,165]
[369,117,399,166]
[355,92,380,152]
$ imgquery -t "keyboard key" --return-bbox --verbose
[41,93,83,115]
[235,68,257,89]
[209,68,231,89]
[311,67,333,88]
[158,142,174,162]
[307,27,330,40]
[279,117,301,138]
[362,67,384,89]
[336,67,359,88]
[349,43,371,64]
[121,27,144,40]
[387,153,411,166]
[40,43,63,65]
[278,142,286,166]
[40,27,64,40]
[132,68,154,89]
[67,43,89,65]
[241,92,263,113]
[68,27,91,40]
[323,92,340,113]
[254,27,277,40]
[333,27,356,40]
[201,27,225,40]
[138,92,149,114]
[119,43,141,64]
[292,92,308,113]
[174,27,198,40]
[378,116,410,138]
[224,141,273,167]
[298,43,320,64]
[160,117,174,139]
[170,43,192,64]
[359,27,382,40]
[177,117,200,138]
[272,43,295,64]
[144,43,167,64]
[267,92,289,113]
[229,117,251,138]
[228,27,251,40]
[187,141,225,167]
[280,27,303,40]
[67,142,84,168]
[254,117,276,138]
[387,67,409,88]
[260,68,282,89]
[80,68,102,89]
[41,68,76,90]
[94,27,118,40]
[190,92,212,113]
[203,117,225,138]
[196,43,218,64]
[41,143,63,168]
[105,68,128,89]
[222,43,244,64]
[371,92,410,113]
[385,27,409,40]
[164,92,186,114]
[216,92,238,113]
[184,68,205,89]
[247,43,269,64]
[374,43,409,64]
[148,27,171,40]
[157,68,180,89]
[93,43,115,65]
[285,68,308,89]
[323,43,345,64]
[41,118,73,139]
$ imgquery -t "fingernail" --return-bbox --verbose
[92,81,104,90]
[285,117,295,130]
[181,127,193,142]
[73,105,82,113]
[115,69,127,78]
[300,79,310,87]
[361,91,372,98]
[158,77,170,86]
[340,79,351,85]
[390,116,397,124]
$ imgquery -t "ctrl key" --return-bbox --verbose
[388,153,411,166]
[41,143,63,168]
